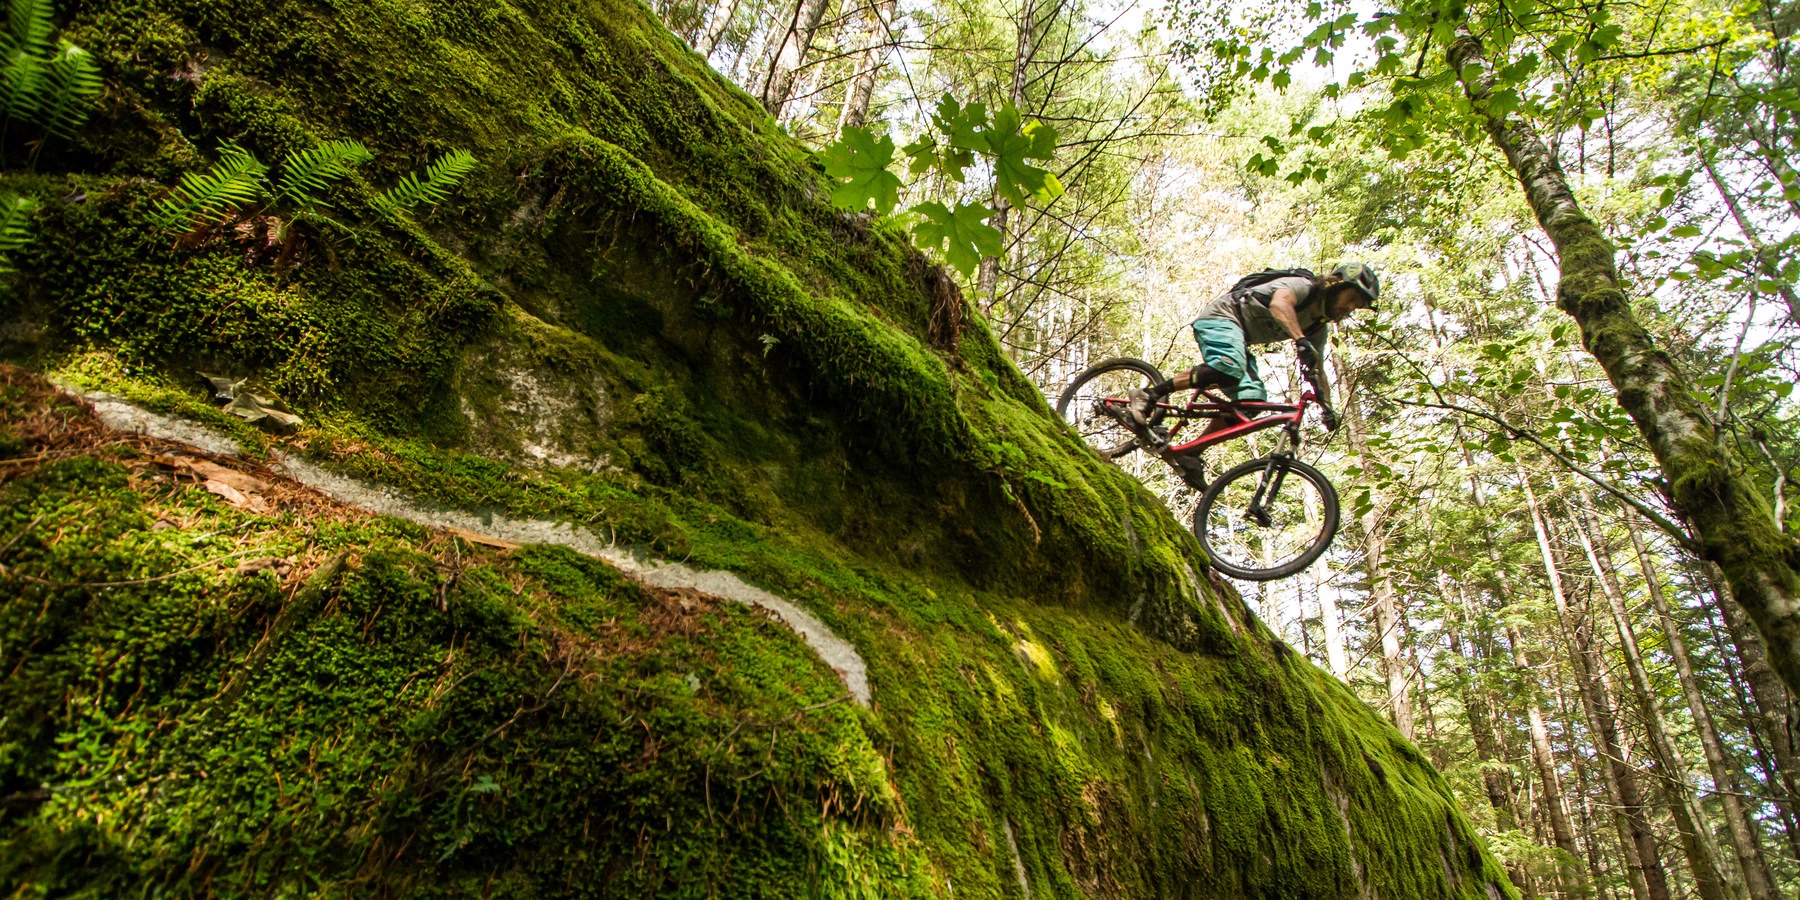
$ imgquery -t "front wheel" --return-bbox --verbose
[1054,357,1165,459]
[1193,455,1339,581]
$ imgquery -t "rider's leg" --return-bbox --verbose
[1124,364,1231,451]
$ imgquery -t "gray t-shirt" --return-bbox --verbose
[1195,276,1328,346]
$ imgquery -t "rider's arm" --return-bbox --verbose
[1267,288,1309,340]
[1304,321,1332,405]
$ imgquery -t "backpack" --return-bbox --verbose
[1228,267,1317,303]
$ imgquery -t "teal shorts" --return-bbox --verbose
[1191,317,1267,402]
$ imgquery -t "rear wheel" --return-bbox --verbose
[1055,358,1165,459]
[1193,455,1338,581]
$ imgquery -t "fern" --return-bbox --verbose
[39,41,99,138]
[1,0,100,144]
[372,149,476,215]
[0,192,36,273]
[274,139,373,209]
[1,45,43,120]
[154,142,269,232]
[3,0,52,60]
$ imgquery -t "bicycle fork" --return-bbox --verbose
[1245,426,1303,528]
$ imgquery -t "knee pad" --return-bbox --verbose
[1188,364,1234,388]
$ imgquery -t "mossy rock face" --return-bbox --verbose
[0,0,1514,896]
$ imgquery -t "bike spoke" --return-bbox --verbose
[1195,457,1335,579]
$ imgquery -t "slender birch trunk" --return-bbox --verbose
[1629,526,1782,900]
[976,0,1042,302]
[1560,679,1622,900]
[1503,623,1581,859]
[697,0,745,58]
[1345,381,1414,739]
[835,0,897,134]
[1449,33,1800,702]
[1527,479,1670,900]
[1570,495,1735,900]
[1315,562,1347,677]
[758,0,832,116]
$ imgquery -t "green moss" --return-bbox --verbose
[0,0,1517,888]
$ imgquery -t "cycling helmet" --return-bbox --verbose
[1331,262,1380,308]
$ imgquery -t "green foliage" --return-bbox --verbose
[372,148,477,215]
[154,142,470,232]
[0,0,98,141]
[817,94,1061,276]
[152,142,269,230]
[979,104,1064,207]
[911,200,1001,276]
[273,138,373,210]
[0,192,33,272]
[819,126,904,214]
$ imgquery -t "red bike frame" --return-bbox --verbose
[1148,388,1314,455]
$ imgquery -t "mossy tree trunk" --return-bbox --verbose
[1449,33,1800,704]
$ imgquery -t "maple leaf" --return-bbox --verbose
[911,201,1001,276]
[820,126,905,214]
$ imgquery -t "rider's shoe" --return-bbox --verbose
[1123,388,1156,428]
[1121,388,1169,451]
[1169,454,1208,491]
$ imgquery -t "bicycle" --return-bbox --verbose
[1054,357,1340,582]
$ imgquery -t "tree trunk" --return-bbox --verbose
[697,0,745,57]
[1315,562,1347,677]
[976,0,1042,302]
[758,0,833,116]
[1570,495,1734,900]
[1561,678,1622,900]
[1503,623,1581,858]
[1701,154,1800,324]
[1448,589,1515,829]
[1345,379,1414,739]
[1706,562,1800,857]
[1629,526,1782,900]
[1449,33,1800,703]
[834,0,897,134]
[1527,479,1671,900]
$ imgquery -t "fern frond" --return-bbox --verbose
[372,149,476,214]
[274,138,373,209]
[39,41,99,138]
[3,0,53,61]
[1,47,44,120]
[153,142,269,232]
[0,193,37,273]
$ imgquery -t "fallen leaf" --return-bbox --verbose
[203,479,270,513]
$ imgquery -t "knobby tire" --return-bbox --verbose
[1192,455,1339,581]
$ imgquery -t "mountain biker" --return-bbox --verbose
[1123,262,1380,484]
